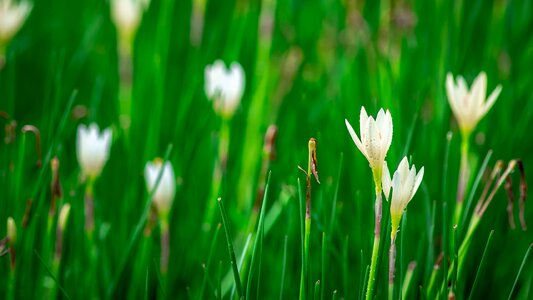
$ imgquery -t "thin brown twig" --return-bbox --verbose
[504,175,516,229]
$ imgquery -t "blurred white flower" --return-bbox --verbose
[205,60,245,118]
[446,72,502,135]
[345,107,393,178]
[76,123,112,178]
[382,157,424,239]
[110,0,149,46]
[0,0,32,46]
[145,159,176,217]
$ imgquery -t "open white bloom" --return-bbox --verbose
[0,0,32,46]
[345,107,393,181]
[205,60,245,118]
[446,72,502,135]
[145,159,176,217]
[382,157,424,239]
[111,0,149,45]
[76,124,112,178]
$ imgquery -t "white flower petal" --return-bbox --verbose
[471,72,487,113]
[380,110,393,160]
[413,166,424,197]
[365,117,379,167]
[345,119,365,156]
[480,84,502,119]
[382,161,391,201]
[359,106,369,141]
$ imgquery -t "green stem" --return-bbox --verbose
[366,185,383,300]
[388,237,396,300]
[84,177,95,238]
[367,235,381,300]
[203,118,230,231]
[160,217,170,275]
[454,133,470,223]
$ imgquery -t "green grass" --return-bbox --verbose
[1,0,533,299]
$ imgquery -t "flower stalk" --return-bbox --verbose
[299,138,319,300]
[202,60,244,230]
[84,176,95,237]
[382,158,424,300]
[346,107,393,300]
[453,134,470,223]
[203,118,230,231]
[144,158,176,274]
[160,216,170,275]
[446,72,502,224]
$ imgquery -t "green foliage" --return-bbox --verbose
[1,0,533,299]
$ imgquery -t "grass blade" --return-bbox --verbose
[468,230,494,300]
[247,172,270,299]
[329,152,343,236]
[460,150,493,235]
[34,250,71,300]
[200,223,222,299]
[507,243,533,300]
[279,235,288,300]
[314,280,321,300]
[321,232,326,300]
[218,197,244,299]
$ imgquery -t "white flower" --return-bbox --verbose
[76,123,112,178]
[145,159,176,217]
[110,0,149,44]
[0,0,32,46]
[204,60,245,118]
[382,157,424,238]
[345,107,393,176]
[446,72,502,135]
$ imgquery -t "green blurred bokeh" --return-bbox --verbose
[1,0,532,299]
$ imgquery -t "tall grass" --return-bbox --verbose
[1,0,533,299]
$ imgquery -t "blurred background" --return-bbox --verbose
[1,0,533,299]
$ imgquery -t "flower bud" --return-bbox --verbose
[110,0,150,53]
[58,203,71,232]
[145,159,176,218]
[7,217,16,246]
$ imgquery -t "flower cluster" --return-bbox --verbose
[345,106,423,240]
